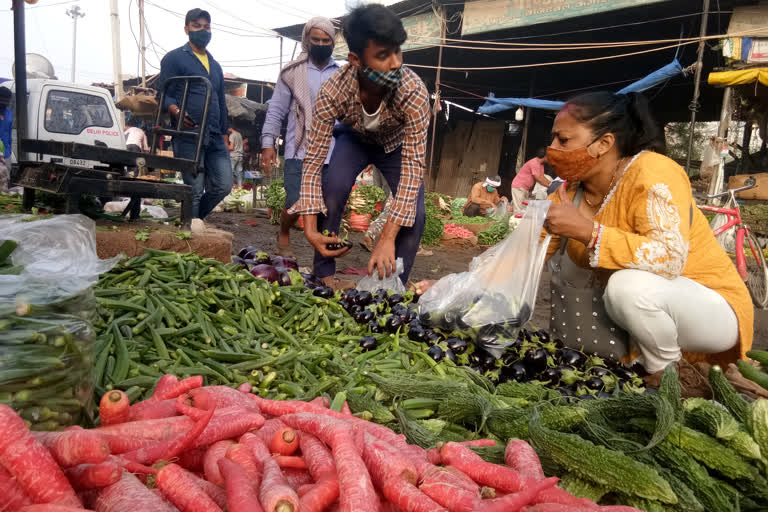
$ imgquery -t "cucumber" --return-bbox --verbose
[747,349,768,367]
[737,359,768,391]
[709,365,751,428]
[0,239,18,264]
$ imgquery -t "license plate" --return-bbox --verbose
[65,158,91,168]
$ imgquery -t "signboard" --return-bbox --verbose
[332,11,442,59]
[728,5,768,36]
[462,0,668,36]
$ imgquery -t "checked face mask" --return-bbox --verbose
[361,66,403,89]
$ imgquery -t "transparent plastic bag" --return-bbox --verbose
[357,257,406,294]
[419,201,551,339]
[0,215,119,429]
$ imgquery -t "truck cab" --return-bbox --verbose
[1,79,125,168]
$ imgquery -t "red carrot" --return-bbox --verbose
[96,434,154,454]
[299,475,341,512]
[95,472,176,512]
[531,487,598,508]
[204,440,236,486]
[299,433,335,480]
[156,463,222,512]
[32,430,110,467]
[18,506,93,512]
[524,505,596,512]
[237,382,252,393]
[240,432,271,464]
[106,455,157,475]
[298,483,315,497]
[458,439,496,448]
[0,405,80,507]
[270,426,299,455]
[477,477,558,512]
[257,418,288,444]
[274,455,308,470]
[153,374,180,398]
[504,440,544,482]
[65,461,122,490]
[426,448,441,465]
[219,458,264,512]
[193,409,265,446]
[440,442,521,493]
[362,433,418,486]
[341,401,352,416]
[128,399,179,421]
[381,477,447,512]
[259,458,300,512]
[595,507,644,512]
[189,386,261,412]
[0,464,33,510]
[177,446,207,472]
[99,390,131,426]
[280,413,380,512]
[155,376,204,401]
[283,468,315,490]
[96,415,194,441]
[419,466,480,512]
[225,443,262,482]
[185,467,229,510]
[123,405,214,465]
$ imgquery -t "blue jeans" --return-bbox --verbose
[284,158,303,209]
[173,135,233,219]
[314,126,425,284]
[231,156,243,188]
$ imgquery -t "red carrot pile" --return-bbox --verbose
[443,224,475,239]
[0,376,644,512]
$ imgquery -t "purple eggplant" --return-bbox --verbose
[502,362,528,382]
[353,291,373,307]
[408,326,428,343]
[589,366,611,378]
[301,273,325,289]
[387,294,404,306]
[444,348,457,364]
[271,256,298,270]
[557,348,587,369]
[540,367,562,385]
[278,271,292,287]
[426,330,443,345]
[384,315,403,333]
[359,336,378,351]
[523,348,549,376]
[312,286,334,299]
[231,256,248,269]
[368,321,383,334]
[353,309,375,324]
[427,345,445,362]
[245,251,271,265]
[326,240,354,251]
[445,337,468,355]
[238,245,260,259]
[348,304,363,314]
[250,264,279,283]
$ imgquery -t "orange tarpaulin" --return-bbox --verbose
[708,68,768,87]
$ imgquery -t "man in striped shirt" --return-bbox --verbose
[289,4,430,289]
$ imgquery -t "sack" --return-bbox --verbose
[348,212,371,232]
[547,189,629,360]
[419,201,551,333]
[115,94,158,116]
[357,257,406,294]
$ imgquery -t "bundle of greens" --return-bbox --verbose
[266,180,286,225]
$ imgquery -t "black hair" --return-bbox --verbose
[185,8,211,25]
[563,91,665,157]
[342,4,407,56]
[535,147,547,159]
[0,87,11,99]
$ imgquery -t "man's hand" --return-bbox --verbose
[545,186,594,245]
[368,236,396,280]
[410,280,436,295]
[261,147,276,175]
[305,224,351,258]
[169,105,196,129]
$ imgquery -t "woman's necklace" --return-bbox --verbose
[584,157,626,208]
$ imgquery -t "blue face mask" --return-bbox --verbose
[361,66,403,89]
[189,29,212,49]
[486,186,496,193]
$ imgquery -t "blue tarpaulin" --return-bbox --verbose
[477,59,683,115]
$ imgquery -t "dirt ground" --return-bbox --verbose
[205,210,768,350]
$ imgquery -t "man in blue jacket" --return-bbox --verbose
[0,87,12,160]
[157,8,231,229]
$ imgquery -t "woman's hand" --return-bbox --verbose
[545,186,594,245]
[410,280,437,295]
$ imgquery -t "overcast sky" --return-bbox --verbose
[0,0,394,85]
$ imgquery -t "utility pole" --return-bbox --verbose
[684,0,711,176]
[138,0,147,87]
[110,0,125,126]
[66,5,85,83]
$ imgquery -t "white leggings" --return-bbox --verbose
[603,269,739,373]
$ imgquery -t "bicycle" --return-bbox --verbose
[698,176,768,308]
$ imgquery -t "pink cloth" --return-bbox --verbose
[511,158,544,191]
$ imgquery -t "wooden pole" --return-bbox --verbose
[427,13,446,191]
[279,37,284,71]
[110,0,125,127]
[515,72,536,171]
[139,0,147,87]
[684,0,711,176]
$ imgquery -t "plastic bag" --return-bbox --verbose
[0,215,119,429]
[419,201,551,340]
[357,257,406,294]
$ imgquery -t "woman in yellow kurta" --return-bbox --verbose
[544,91,753,376]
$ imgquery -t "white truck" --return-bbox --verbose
[1,78,126,168]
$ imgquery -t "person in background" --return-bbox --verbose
[157,8,231,232]
[0,87,13,160]
[125,120,149,154]
[289,4,430,290]
[262,17,339,259]
[227,127,244,188]
[510,148,552,213]
[464,175,502,217]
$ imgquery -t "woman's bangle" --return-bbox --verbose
[587,221,599,249]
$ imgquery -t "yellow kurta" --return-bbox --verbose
[546,151,754,366]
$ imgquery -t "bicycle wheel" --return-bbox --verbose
[741,230,768,308]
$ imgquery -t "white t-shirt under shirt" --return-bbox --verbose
[362,102,383,132]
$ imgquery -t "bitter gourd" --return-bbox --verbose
[437,391,494,430]
[558,473,609,503]
[751,398,768,462]
[659,364,683,422]
[710,365,751,428]
[529,410,677,504]
[393,407,438,448]
[583,391,674,450]
[487,404,587,441]
[345,391,395,424]
[684,397,762,461]
[367,373,467,399]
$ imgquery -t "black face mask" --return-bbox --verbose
[309,44,333,62]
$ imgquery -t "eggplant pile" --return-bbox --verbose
[234,246,322,288]
[423,291,532,334]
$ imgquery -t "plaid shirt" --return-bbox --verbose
[288,64,430,227]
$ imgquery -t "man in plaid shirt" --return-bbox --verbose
[289,4,430,289]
